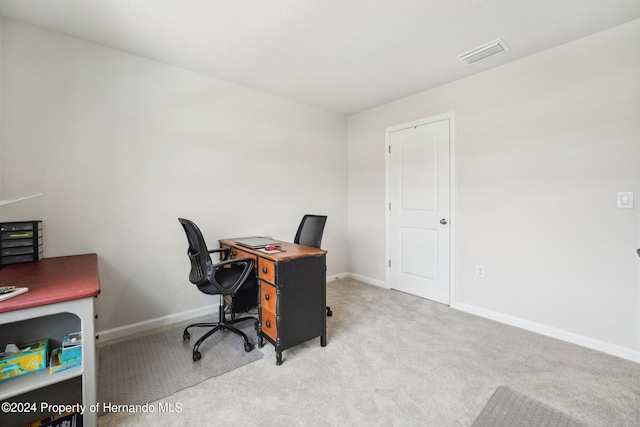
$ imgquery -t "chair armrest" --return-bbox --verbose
[209,248,230,261]
[212,257,253,269]
[208,248,229,254]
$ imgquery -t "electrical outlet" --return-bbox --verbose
[476,265,485,278]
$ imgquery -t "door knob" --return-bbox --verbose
[440,218,448,225]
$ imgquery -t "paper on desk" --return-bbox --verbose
[0,287,29,303]
[257,248,284,254]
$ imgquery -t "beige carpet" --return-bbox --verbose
[97,316,262,415]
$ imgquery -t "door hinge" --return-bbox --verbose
[388,146,391,154]
[389,202,391,210]
[389,259,391,267]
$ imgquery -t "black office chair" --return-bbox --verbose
[178,218,259,361]
[294,214,332,316]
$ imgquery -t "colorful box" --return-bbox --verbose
[0,339,48,381]
[60,332,82,364]
[49,348,81,374]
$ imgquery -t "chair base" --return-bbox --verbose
[183,299,259,361]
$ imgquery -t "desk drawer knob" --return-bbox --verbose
[264,294,270,301]
[265,320,271,328]
[262,267,268,274]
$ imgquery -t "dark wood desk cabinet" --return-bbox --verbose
[219,239,327,365]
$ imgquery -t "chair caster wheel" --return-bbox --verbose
[183,331,190,341]
[244,342,254,352]
[326,307,332,316]
[192,350,201,361]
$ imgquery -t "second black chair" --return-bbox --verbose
[294,214,332,316]
[178,218,259,361]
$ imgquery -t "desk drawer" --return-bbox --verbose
[258,258,275,284]
[261,308,277,341]
[261,282,277,313]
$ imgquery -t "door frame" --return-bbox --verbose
[385,112,457,306]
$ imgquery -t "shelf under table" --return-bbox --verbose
[0,365,83,401]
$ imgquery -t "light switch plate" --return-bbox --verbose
[617,192,634,208]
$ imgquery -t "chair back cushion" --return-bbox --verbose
[294,215,327,248]
[178,218,212,286]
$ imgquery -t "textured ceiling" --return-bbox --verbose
[0,0,639,115]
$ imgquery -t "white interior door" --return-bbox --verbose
[389,118,451,304]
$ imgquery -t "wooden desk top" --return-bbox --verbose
[0,254,101,314]
[219,238,326,261]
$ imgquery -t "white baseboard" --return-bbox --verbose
[343,272,388,288]
[454,302,640,364]
[326,272,348,282]
[97,303,219,342]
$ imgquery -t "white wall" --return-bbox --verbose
[0,18,348,334]
[348,19,640,359]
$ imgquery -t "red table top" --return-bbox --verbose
[0,253,101,314]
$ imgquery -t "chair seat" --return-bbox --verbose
[197,264,258,295]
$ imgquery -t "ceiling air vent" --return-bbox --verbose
[457,38,509,66]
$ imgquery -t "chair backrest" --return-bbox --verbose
[178,218,212,286]
[294,215,327,248]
